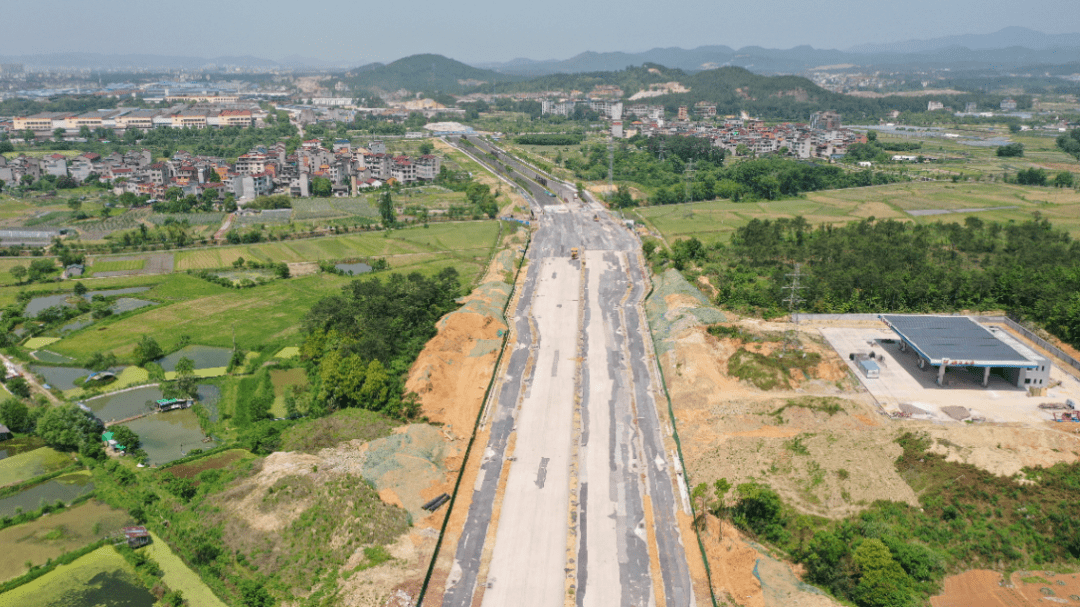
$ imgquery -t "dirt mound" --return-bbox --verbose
[921,424,1080,476]
[406,280,510,436]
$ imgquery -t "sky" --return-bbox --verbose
[1,0,1079,65]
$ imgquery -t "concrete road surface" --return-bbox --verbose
[439,138,694,607]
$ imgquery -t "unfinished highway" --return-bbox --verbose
[437,138,695,607]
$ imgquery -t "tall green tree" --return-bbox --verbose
[37,404,101,451]
[0,399,30,432]
[378,190,394,226]
[133,335,164,366]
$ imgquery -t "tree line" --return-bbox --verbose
[675,214,1080,347]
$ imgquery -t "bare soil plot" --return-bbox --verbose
[930,570,1080,607]
[646,271,1080,603]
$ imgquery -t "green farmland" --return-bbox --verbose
[633,181,1080,245]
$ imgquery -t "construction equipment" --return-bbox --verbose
[593,214,599,222]
[570,248,579,260]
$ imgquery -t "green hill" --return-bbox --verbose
[340,54,522,95]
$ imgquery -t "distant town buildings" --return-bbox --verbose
[0,137,442,203]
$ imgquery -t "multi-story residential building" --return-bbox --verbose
[390,156,416,183]
[414,155,441,180]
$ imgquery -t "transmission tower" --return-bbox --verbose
[781,263,807,353]
[657,139,666,162]
[607,134,614,188]
[683,159,695,203]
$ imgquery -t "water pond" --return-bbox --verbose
[111,298,154,314]
[24,287,150,318]
[82,386,163,422]
[335,262,372,275]
[0,471,93,517]
[31,365,99,391]
[61,319,93,333]
[127,409,216,466]
[156,345,232,371]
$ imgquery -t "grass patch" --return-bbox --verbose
[727,348,823,391]
[274,346,299,359]
[164,449,254,480]
[1021,575,1052,584]
[279,408,399,453]
[144,531,229,607]
[24,337,61,349]
[49,273,349,361]
[770,396,845,424]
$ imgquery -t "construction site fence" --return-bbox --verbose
[415,230,531,607]
[793,312,1080,373]
[642,266,720,607]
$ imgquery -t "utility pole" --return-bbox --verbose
[781,263,806,353]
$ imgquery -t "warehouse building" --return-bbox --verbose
[880,315,1050,388]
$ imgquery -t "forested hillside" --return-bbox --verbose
[666,216,1080,346]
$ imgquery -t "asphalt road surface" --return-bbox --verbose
[439,138,693,607]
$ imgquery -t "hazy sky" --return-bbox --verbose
[2,0,1079,65]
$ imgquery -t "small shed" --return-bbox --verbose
[0,424,12,441]
[122,526,151,548]
[858,358,880,379]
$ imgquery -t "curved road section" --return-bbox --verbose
[439,138,694,607]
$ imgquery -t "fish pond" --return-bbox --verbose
[156,345,232,372]
[0,470,93,517]
[335,262,372,275]
[126,409,216,466]
[0,501,133,582]
[81,384,219,465]
[24,287,150,318]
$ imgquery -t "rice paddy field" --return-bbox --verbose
[0,544,155,606]
[0,445,73,487]
[0,500,133,581]
[89,258,146,273]
[633,181,1080,245]
[174,220,499,270]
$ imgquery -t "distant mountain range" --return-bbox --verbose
[474,27,1080,75]
[3,27,1080,76]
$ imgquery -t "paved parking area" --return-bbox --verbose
[820,325,1080,424]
